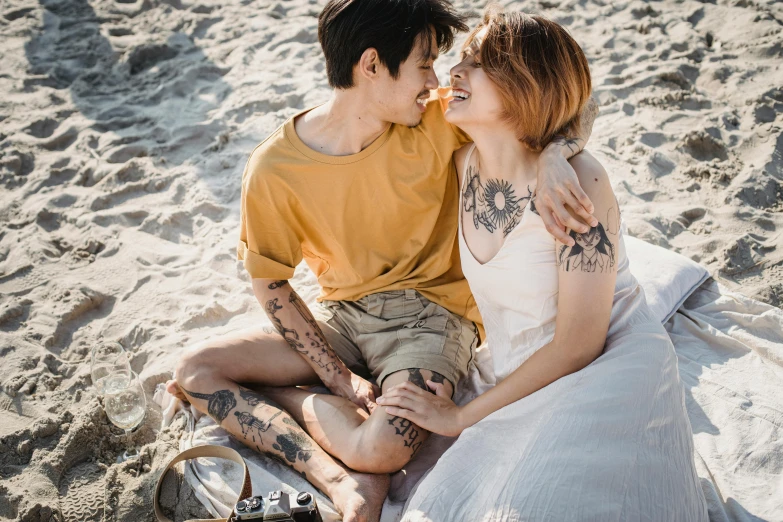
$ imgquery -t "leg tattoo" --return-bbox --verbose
[235,386,315,468]
[407,368,428,391]
[406,368,446,393]
[429,371,446,385]
[234,410,282,443]
[387,416,423,455]
[180,387,237,423]
[274,429,314,464]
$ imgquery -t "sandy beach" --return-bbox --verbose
[0,0,780,520]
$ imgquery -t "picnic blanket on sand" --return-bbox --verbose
[153,237,783,522]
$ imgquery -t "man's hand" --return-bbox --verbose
[331,371,380,415]
[535,148,598,245]
[535,96,601,245]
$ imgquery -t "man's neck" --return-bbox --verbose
[294,91,391,156]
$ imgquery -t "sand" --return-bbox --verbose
[0,0,780,520]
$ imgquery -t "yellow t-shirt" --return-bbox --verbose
[237,90,483,335]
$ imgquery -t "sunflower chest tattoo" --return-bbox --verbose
[462,165,533,237]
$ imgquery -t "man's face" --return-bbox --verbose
[372,34,440,127]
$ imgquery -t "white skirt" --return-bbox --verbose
[401,320,709,522]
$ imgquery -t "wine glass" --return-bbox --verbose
[103,370,147,461]
[91,342,131,394]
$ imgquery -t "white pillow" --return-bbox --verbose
[624,235,710,324]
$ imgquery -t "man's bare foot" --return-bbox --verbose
[329,470,389,522]
[165,379,188,402]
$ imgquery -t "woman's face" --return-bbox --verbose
[444,27,506,128]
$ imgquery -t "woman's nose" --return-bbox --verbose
[450,66,463,81]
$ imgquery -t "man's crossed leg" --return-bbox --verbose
[168,288,477,522]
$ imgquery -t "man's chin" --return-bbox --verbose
[405,113,424,128]
[384,109,423,129]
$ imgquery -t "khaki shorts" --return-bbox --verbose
[311,289,478,390]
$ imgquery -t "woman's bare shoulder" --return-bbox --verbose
[569,150,613,203]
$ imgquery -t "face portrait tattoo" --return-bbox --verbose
[557,222,616,273]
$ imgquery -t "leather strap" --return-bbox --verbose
[154,444,253,522]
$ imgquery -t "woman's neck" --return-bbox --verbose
[468,127,540,185]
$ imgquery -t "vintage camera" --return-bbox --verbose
[234,490,322,521]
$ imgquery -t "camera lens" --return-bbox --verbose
[296,492,312,505]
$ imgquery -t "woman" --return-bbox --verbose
[376,7,708,521]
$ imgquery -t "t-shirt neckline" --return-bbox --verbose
[284,105,394,165]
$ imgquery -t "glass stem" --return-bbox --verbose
[124,428,138,458]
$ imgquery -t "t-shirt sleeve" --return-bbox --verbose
[237,151,302,280]
[435,87,472,145]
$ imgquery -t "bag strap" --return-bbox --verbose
[154,444,253,522]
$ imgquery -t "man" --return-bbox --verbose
[167,1,598,521]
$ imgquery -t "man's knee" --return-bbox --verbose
[342,415,427,474]
[175,342,227,389]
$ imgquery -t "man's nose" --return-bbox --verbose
[425,68,439,90]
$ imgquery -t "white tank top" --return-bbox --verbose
[458,144,641,380]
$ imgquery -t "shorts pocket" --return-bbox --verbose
[395,303,450,356]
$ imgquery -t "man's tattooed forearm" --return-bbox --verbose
[463,165,532,237]
[288,292,342,373]
[388,416,423,455]
[180,387,237,423]
[557,222,616,273]
[551,135,583,156]
[265,297,305,351]
[265,292,342,374]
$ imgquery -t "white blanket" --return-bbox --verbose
[154,242,783,522]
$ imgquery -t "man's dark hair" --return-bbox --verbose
[318,0,468,89]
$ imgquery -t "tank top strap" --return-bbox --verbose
[462,143,477,189]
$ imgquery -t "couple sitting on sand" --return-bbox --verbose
[167,1,708,521]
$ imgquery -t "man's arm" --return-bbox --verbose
[253,278,379,413]
[535,96,600,246]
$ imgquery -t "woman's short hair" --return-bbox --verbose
[318,0,468,89]
[465,6,592,151]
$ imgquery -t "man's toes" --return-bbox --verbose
[165,379,187,401]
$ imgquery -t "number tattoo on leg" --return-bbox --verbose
[388,416,423,455]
